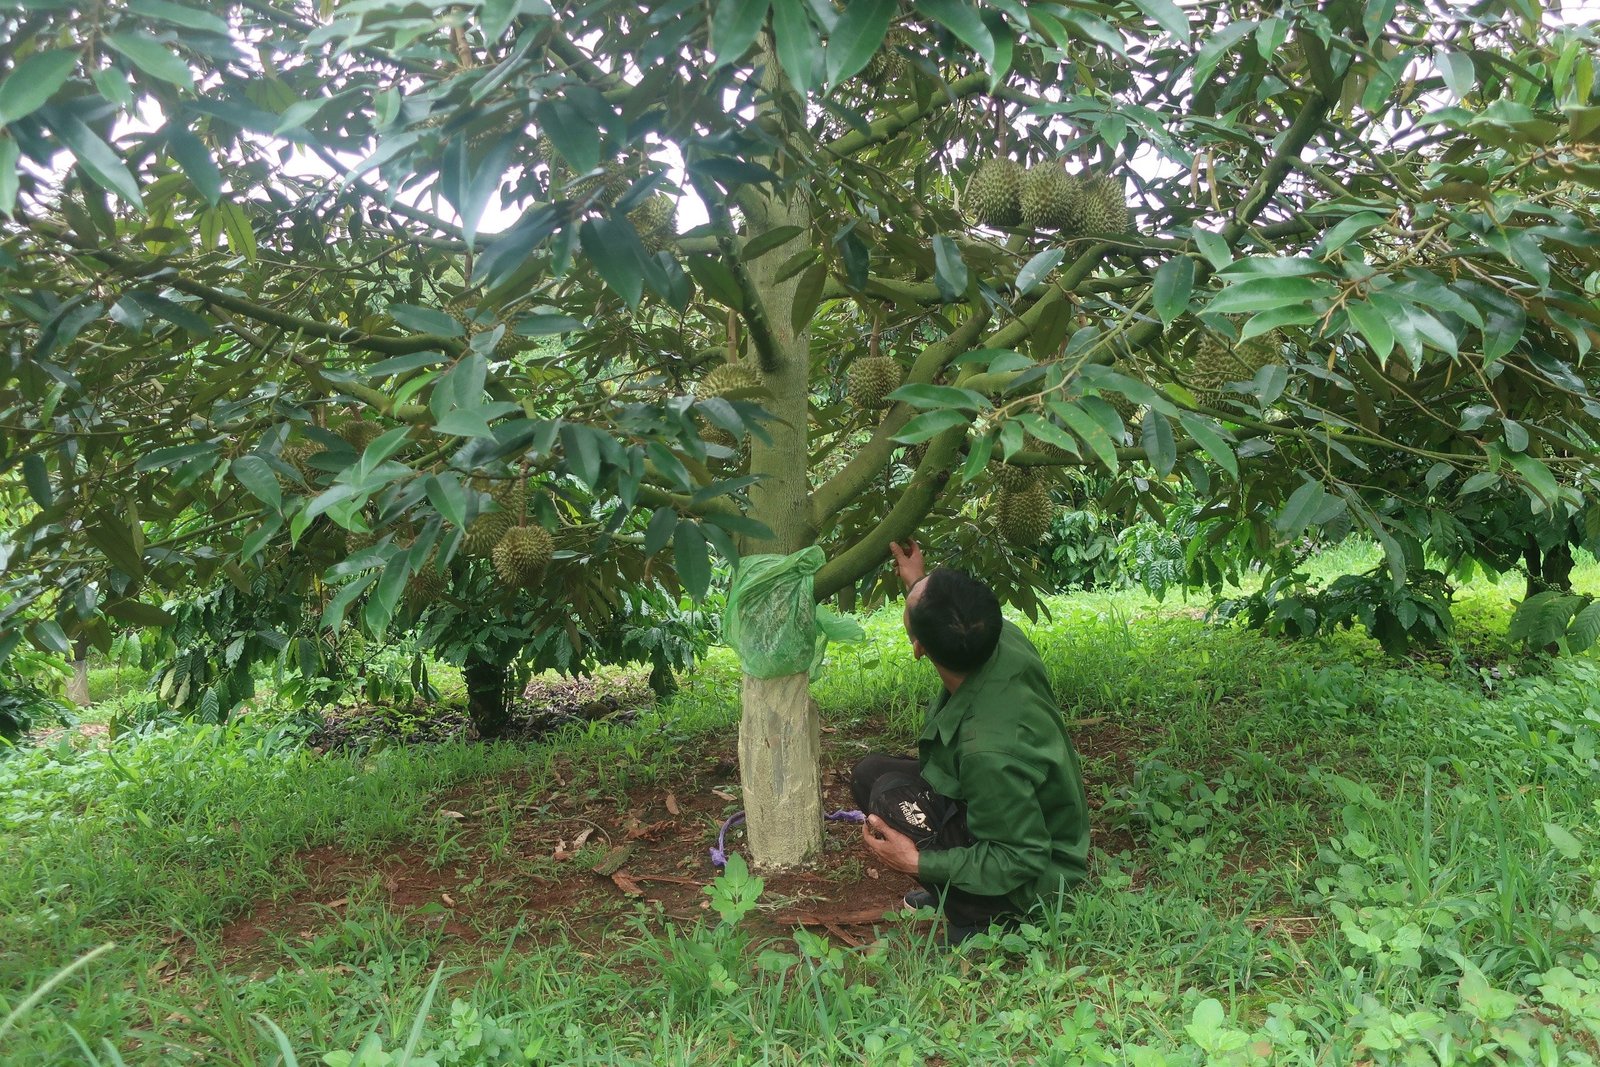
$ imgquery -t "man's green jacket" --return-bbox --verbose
[915,620,1089,914]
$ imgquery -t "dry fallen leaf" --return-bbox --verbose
[712,788,737,801]
[611,872,644,897]
[436,809,466,820]
[327,897,349,908]
[441,893,456,907]
[866,868,880,880]
[572,827,594,849]
[665,792,680,816]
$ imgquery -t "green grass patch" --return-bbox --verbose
[3,569,1599,1065]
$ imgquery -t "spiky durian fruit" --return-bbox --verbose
[847,355,903,411]
[492,525,555,589]
[965,158,1025,228]
[992,463,1036,492]
[345,528,379,554]
[405,559,447,606]
[1080,174,1131,234]
[863,38,910,85]
[698,363,763,399]
[337,418,384,452]
[1020,164,1083,232]
[279,442,323,481]
[901,441,929,468]
[995,479,1054,546]
[629,194,676,253]
[1184,329,1285,402]
[462,512,512,557]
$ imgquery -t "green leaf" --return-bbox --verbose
[711,0,770,70]
[534,98,600,175]
[481,0,519,42]
[893,409,970,443]
[675,519,711,600]
[1346,299,1395,364]
[931,235,969,302]
[1140,410,1175,475]
[771,0,821,93]
[1192,20,1254,88]
[0,50,78,127]
[1193,229,1231,270]
[32,620,71,656]
[644,506,678,556]
[86,515,145,577]
[825,0,895,86]
[886,383,987,411]
[21,454,52,508]
[916,0,995,69]
[1152,256,1194,327]
[1438,49,1475,99]
[0,136,18,218]
[91,66,135,110]
[791,261,826,336]
[1276,479,1326,538]
[321,571,377,632]
[232,455,282,512]
[1545,822,1582,859]
[1129,0,1189,38]
[46,113,143,208]
[580,217,645,309]
[561,424,604,489]
[1051,400,1119,471]
[741,226,803,262]
[1315,212,1387,258]
[1176,413,1238,479]
[389,303,464,337]
[1206,276,1336,315]
[105,32,195,93]
[424,474,467,529]
[105,599,176,627]
[1567,601,1600,653]
[1014,248,1063,294]
[165,128,222,205]
[128,0,230,35]
[1506,450,1560,511]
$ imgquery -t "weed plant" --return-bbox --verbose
[3,563,1599,1065]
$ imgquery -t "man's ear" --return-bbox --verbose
[909,637,925,661]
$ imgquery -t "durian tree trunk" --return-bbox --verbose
[464,653,511,740]
[66,637,91,707]
[734,73,824,869]
[1524,539,1576,600]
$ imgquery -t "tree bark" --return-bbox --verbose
[738,672,823,869]
[1525,540,1577,599]
[66,637,91,707]
[464,655,511,739]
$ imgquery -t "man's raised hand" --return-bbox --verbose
[890,539,927,591]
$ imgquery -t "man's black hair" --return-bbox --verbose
[907,568,1002,673]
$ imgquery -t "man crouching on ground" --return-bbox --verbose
[855,539,1090,944]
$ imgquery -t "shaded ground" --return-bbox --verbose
[217,713,1161,973]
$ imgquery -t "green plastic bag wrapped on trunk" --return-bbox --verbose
[723,547,864,679]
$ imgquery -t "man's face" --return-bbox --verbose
[903,577,926,660]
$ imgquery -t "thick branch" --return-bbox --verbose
[823,74,988,159]
[809,308,992,525]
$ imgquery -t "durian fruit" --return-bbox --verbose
[995,479,1055,546]
[1080,174,1131,234]
[345,528,379,554]
[1024,432,1072,461]
[697,363,763,399]
[1020,163,1084,233]
[279,442,323,481]
[337,418,383,452]
[405,558,447,606]
[629,194,676,253]
[863,38,910,86]
[965,158,1024,228]
[847,355,902,411]
[992,463,1035,491]
[701,424,738,450]
[491,525,555,589]
[901,441,929,468]
[462,511,512,557]
[1183,329,1284,402]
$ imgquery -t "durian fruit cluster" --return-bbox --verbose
[538,134,632,207]
[993,474,1055,547]
[847,355,903,412]
[1181,330,1285,404]
[461,475,526,557]
[491,525,555,589]
[965,159,1131,237]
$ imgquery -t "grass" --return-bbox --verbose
[3,552,1600,1065]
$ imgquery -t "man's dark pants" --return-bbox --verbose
[850,753,1015,931]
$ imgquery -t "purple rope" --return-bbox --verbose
[710,808,865,868]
